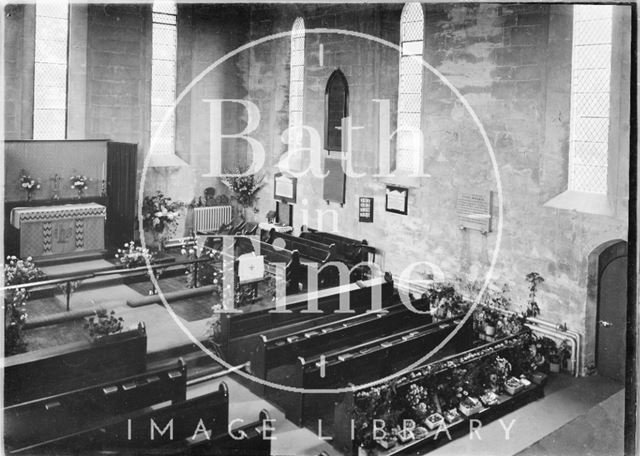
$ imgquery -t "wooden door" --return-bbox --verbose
[106,142,137,250]
[596,242,627,382]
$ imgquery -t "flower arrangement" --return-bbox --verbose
[19,170,41,201]
[220,168,265,210]
[115,241,154,268]
[352,385,399,450]
[425,282,470,320]
[206,303,225,360]
[84,308,124,340]
[4,255,44,355]
[404,384,435,420]
[181,237,222,288]
[70,174,90,197]
[142,191,184,243]
[350,331,545,448]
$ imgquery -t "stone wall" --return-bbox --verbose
[244,4,629,371]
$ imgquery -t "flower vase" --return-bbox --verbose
[243,206,254,223]
[26,191,32,202]
[76,188,84,199]
[152,231,166,255]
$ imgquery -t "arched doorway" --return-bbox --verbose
[588,240,627,382]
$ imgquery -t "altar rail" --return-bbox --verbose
[4,255,221,311]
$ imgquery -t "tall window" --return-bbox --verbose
[151,2,177,155]
[33,3,69,139]
[568,5,613,194]
[396,3,424,172]
[288,17,305,150]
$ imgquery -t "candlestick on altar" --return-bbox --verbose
[50,174,62,200]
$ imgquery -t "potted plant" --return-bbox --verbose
[84,309,124,341]
[559,339,572,372]
[525,272,544,318]
[548,351,561,373]
[483,308,498,337]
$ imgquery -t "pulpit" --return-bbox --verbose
[10,203,106,258]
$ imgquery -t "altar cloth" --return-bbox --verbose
[10,203,106,257]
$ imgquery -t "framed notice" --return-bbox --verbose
[359,197,374,223]
[456,191,493,234]
[385,186,408,215]
[274,172,297,204]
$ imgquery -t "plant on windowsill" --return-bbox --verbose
[84,308,124,341]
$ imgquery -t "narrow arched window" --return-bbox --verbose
[568,5,613,194]
[324,69,349,152]
[288,17,305,150]
[396,3,424,171]
[151,1,177,156]
[33,3,69,139]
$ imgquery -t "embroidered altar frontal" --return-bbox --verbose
[10,203,106,257]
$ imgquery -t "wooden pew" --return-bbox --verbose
[219,276,394,364]
[9,382,230,454]
[250,296,432,397]
[4,360,187,452]
[4,324,147,406]
[185,409,272,456]
[279,316,474,426]
[267,229,336,267]
[300,227,370,267]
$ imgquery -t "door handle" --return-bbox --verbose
[599,320,613,328]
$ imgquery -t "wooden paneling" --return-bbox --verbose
[106,142,137,250]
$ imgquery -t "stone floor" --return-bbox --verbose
[517,388,624,456]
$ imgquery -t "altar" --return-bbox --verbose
[10,203,107,258]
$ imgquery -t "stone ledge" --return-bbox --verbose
[543,190,614,217]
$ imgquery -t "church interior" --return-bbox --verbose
[2,2,635,455]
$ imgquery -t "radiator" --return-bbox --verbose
[194,206,232,232]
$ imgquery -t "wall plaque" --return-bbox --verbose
[385,186,408,215]
[456,191,492,234]
[359,197,374,223]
